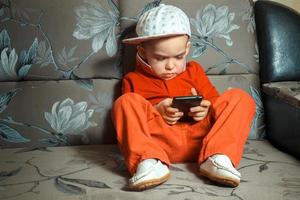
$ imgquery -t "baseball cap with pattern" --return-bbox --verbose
[122,4,191,44]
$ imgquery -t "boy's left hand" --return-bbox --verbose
[189,88,211,121]
[188,100,211,121]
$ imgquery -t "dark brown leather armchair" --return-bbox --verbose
[254,0,300,159]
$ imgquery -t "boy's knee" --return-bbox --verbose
[227,88,256,110]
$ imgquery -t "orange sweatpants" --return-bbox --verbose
[112,89,256,175]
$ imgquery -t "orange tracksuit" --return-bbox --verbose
[112,55,256,175]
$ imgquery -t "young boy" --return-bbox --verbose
[112,4,255,191]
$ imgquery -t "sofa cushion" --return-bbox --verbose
[0,0,122,81]
[262,81,300,107]
[0,79,120,148]
[0,140,299,200]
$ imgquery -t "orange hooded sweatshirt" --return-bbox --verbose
[122,54,219,105]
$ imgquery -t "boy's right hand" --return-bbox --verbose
[155,98,184,125]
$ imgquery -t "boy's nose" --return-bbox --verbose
[165,60,175,70]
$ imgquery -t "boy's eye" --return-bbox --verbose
[176,56,184,59]
[156,56,166,61]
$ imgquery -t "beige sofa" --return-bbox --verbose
[0,0,299,199]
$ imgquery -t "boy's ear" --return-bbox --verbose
[137,45,146,59]
[185,41,191,56]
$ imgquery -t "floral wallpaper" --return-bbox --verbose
[0,0,264,149]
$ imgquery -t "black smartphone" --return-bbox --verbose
[171,96,203,121]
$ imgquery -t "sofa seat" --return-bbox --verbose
[262,81,300,107]
[1,140,300,200]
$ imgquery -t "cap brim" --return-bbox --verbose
[122,33,188,45]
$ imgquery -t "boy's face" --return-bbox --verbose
[138,35,191,80]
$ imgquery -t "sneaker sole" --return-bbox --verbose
[199,168,239,187]
[129,173,171,191]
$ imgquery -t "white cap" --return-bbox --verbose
[123,4,191,45]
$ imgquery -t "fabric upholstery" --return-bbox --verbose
[0,0,121,147]
[0,0,121,81]
[0,79,120,148]
[0,141,300,200]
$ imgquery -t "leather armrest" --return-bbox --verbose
[254,1,300,83]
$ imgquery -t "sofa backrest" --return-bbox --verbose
[0,0,121,148]
[0,0,264,149]
[255,0,300,83]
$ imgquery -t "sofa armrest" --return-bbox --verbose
[254,0,300,83]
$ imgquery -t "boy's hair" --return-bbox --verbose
[123,4,191,45]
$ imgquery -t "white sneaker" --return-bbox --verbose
[199,154,241,187]
[129,159,170,191]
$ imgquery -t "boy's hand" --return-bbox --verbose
[189,100,211,121]
[155,98,183,125]
[189,88,211,121]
